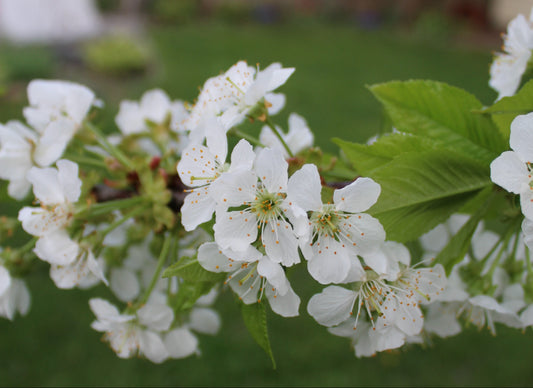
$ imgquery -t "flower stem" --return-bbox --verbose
[228,128,265,148]
[75,195,146,219]
[99,205,148,236]
[140,232,173,304]
[265,118,294,157]
[83,121,134,170]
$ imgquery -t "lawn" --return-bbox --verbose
[1,21,532,386]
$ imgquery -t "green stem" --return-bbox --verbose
[75,195,146,219]
[265,118,294,157]
[83,121,134,169]
[99,205,148,236]
[64,153,108,169]
[140,232,172,304]
[228,128,265,148]
[18,237,37,254]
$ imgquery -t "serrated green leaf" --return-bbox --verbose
[369,150,492,242]
[162,256,225,282]
[434,188,494,274]
[369,80,506,164]
[241,302,276,369]
[482,79,533,139]
[334,133,436,176]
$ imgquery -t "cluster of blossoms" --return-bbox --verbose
[4,7,533,363]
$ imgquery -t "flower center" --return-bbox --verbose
[250,190,283,224]
[310,204,341,238]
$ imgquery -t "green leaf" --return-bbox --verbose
[334,133,436,176]
[369,80,506,164]
[171,280,217,312]
[369,150,492,242]
[434,187,494,274]
[482,79,533,139]
[162,256,225,282]
[241,301,276,369]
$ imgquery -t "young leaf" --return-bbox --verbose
[369,150,492,242]
[162,256,225,282]
[483,79,533,139]
[241,302,276,369]
[369,80,506,164]
[334,133,436,176]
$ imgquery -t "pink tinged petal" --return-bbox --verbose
[520,189,533,219]
[265,92,285,115]
[257,256,289,295]
[164,328,199,359]
[334,177,381,213]
[266,285,300,317]
[510,113,533,162]
[26,166,64,204]
[137,303,174,332]
[110,268,140,302]
[177,145,218,187]
[115,100,144,134]
[261,218,300,266]
[209,169,257,207]
[342,213,386,255]
[490,151,529,193]
[181,186,215,231]
[56,159,81,203]
[34,231,79,265]
[34,118,77,167]
[139,330,169,364]
[287,164,322,211]
[307,238,352,284]
[307,285,356,327]
[254,147,288,193]
[197,242,243,272]
[0,266,11,296]
[229,139,255,172]
[189,308,221,335]
[214,210,258,251]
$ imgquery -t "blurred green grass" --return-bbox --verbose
[2,22,531,387]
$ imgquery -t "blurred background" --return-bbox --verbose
[1,0,533,386]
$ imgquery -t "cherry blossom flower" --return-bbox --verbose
[259,113,314,158]
[491,112,533,220]
[287,164,385,284]
[489,8,533,100]
[198,242,300,317]
[89,298,174,363]
[211,147,301,266]
[0,265,30,320]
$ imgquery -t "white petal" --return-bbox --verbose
[307,239,352,284]
[18,206,63,236]
[214,210,258,251]
[56,159,81,203]
[139,330,169,363]
[189,307,221,335]
[205,118,228,164]
[177,145,219,187]
[334,177,381,213]
[209,169,256,208]
[265,92,285,115]
[229,139,255,172]
[110,268,140,302]
[164,328,199,359]
[257,256,289,295]
[33,118,77,167]
[307,285,356,327]
[341,213,386,255]
[267,285,300,317]
[254,147,288,193]
[287,164,323,211]
[137,303,174,332]
[26,166,64,204]
[140,89,171,123]
[0,266,11,296]
[198,242,243,272]
[34,231,79,265]
[261,218,300,266]
[510,113,533,162]
[115,100,144,134]
[181,187,216,231]
[490,151,528,194]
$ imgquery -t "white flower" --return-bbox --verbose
[23,79,96,166]
[49,249,107,290]
[489,9,533,100]
[458,295,523,334]
[287,164,385,284]
[0,265,30,320]
[0,121,37,199]
[183,61,293,134]
[18,159,82,266]
[211,147,301,266]
[177,136,255,231]
[198,242,300,317]
[259,113,314,158]
[89,298,173,363]
[491,113,533,219]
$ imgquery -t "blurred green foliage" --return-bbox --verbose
[148,0,199,25]
[82,35,150,76]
